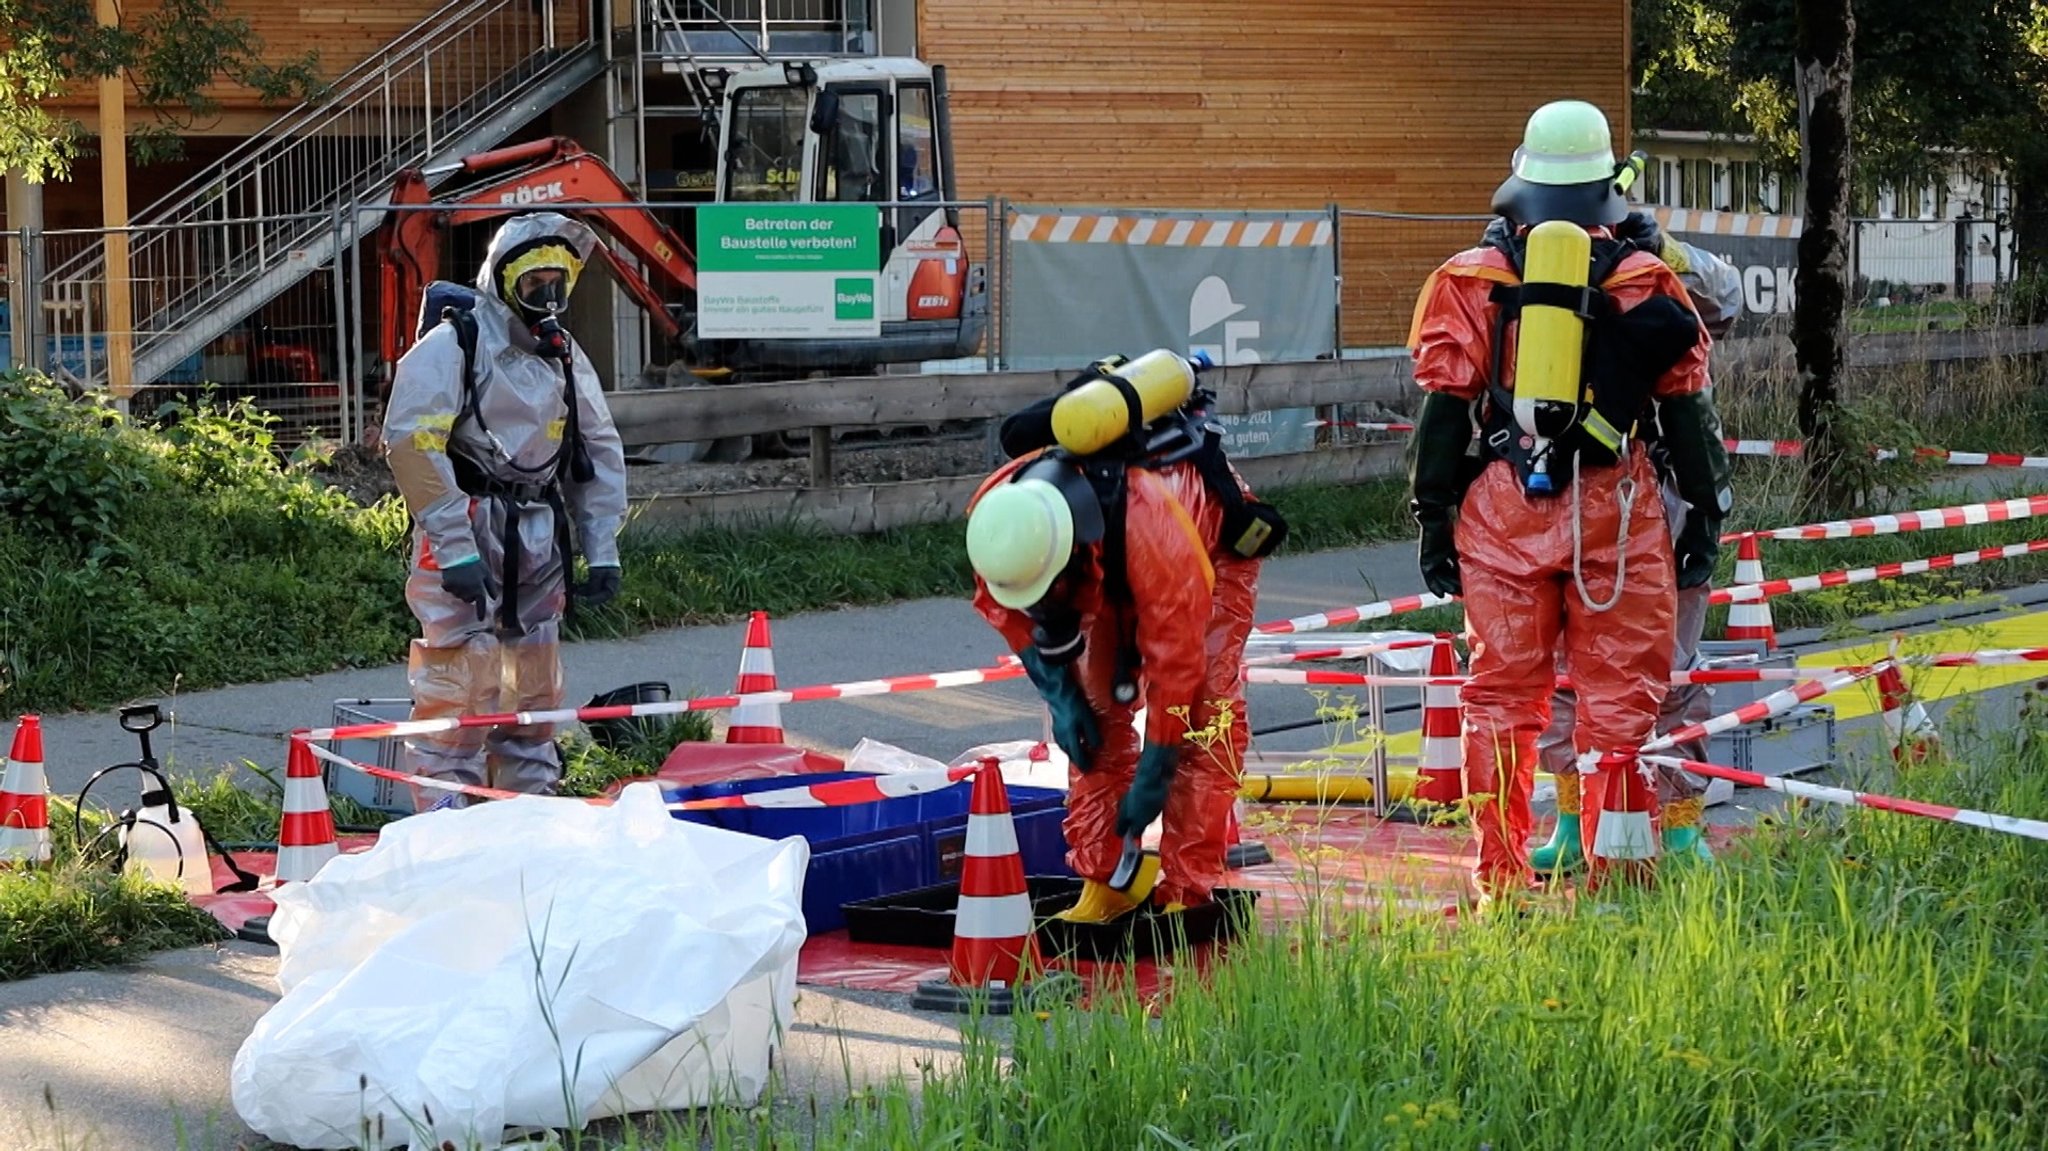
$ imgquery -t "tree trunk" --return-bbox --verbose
[2009,141,2048,324]
[1793,0,1855,515]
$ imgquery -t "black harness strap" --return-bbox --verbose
[442,320,589,634]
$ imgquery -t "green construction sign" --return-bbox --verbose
[696,204,881,339]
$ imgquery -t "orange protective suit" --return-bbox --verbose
[1408,238,1711,899]
[968,451,1261,909]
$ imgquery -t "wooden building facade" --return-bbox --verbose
[917,0,1632,345]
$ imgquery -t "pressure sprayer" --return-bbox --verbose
[73,704,258,896]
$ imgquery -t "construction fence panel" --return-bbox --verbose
[25,212,359,446]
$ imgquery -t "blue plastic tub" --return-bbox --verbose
[665,771,1074,935]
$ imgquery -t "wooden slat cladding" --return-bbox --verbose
[922,0,1628,346]
[43,0,582,116]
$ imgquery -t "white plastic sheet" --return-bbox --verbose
[230,782,809,1151]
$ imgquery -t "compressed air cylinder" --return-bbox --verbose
[1050,348,1197,456]
[1511,218,1594,440]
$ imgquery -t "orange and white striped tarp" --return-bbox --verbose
[1008,210,1333,247]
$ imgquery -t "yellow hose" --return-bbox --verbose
[1239,770,1560,805]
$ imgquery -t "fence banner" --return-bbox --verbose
[1003,207,1339,458]
[1004,208,1337,371]
[1651,208,1800,328]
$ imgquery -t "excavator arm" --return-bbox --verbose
[376,137,701,373]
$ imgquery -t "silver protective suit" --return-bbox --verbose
[381,214,628,797]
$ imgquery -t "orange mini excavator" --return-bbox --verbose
[375,57,987,388]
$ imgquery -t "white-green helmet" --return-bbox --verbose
[1491,100,1632,227]
[967,478,1076,610]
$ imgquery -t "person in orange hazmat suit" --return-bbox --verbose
[1404,100,1721,903]
[965,353,1276,921]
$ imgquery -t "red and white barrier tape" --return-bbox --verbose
[1725,493,2048,543]
[1253,592,1457,636]
[1724,438,1805,459]
[1248,536,2048,638]
[677,763,982,809]
[1642,754,2048,843]
[1641,665,1877,755]
[1710,539,2048,605]
[306,663,1027,743]
[1242,637,1440,667]
[1723,440,2048,469]
[1243,666,1866,689]
[1891,448,2048,469]
[302,739,991,810]
[1919,646,2048,668]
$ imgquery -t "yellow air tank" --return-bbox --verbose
[1051,348,1198,456]
[1511,218,1594,444]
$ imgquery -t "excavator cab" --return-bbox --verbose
[709,57,987,369]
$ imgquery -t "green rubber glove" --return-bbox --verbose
[1117,741,1180,837]
[1019,647,1101,771]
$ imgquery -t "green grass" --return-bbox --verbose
[629,717,2048,1150]
[0,795,230,982]
[0,371,1417,716]
[3,346,2044,716]
[0,866,230,982]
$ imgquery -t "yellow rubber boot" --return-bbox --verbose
[1053,879,1142,924]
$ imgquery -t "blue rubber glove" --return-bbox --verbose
[1018,647,1101,771]
[1117,741,1180,837]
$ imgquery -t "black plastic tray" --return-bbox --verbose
[841,875,1260,962]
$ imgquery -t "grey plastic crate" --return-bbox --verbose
[328,698,417,817]
[1707,703,1837,779]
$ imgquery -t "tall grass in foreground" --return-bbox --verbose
[660,715,2048,1150]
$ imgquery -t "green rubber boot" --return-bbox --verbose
[1529,772,1587,875]
[1660,797,1714,864]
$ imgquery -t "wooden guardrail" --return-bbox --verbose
[614,325,2048,537]
[615,357,1415,536]
[606,356,1414,449]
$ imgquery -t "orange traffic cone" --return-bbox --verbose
[274,734,339,884]
[913,759,1059,1015]
[1411,633,1465,806]
[1586,751,1658,892]
[0,715,52,866]
[725,611,785,744]
[1726,534,1778,650]
[1876,663,1941,766]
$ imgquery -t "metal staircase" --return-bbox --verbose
[45,0,604,388]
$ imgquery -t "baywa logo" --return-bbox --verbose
[834,277,876,321]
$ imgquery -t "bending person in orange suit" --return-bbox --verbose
[964,402,1265,922]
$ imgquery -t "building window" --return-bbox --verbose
[1678,159,1717,210]
[1727,161,1766,213]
